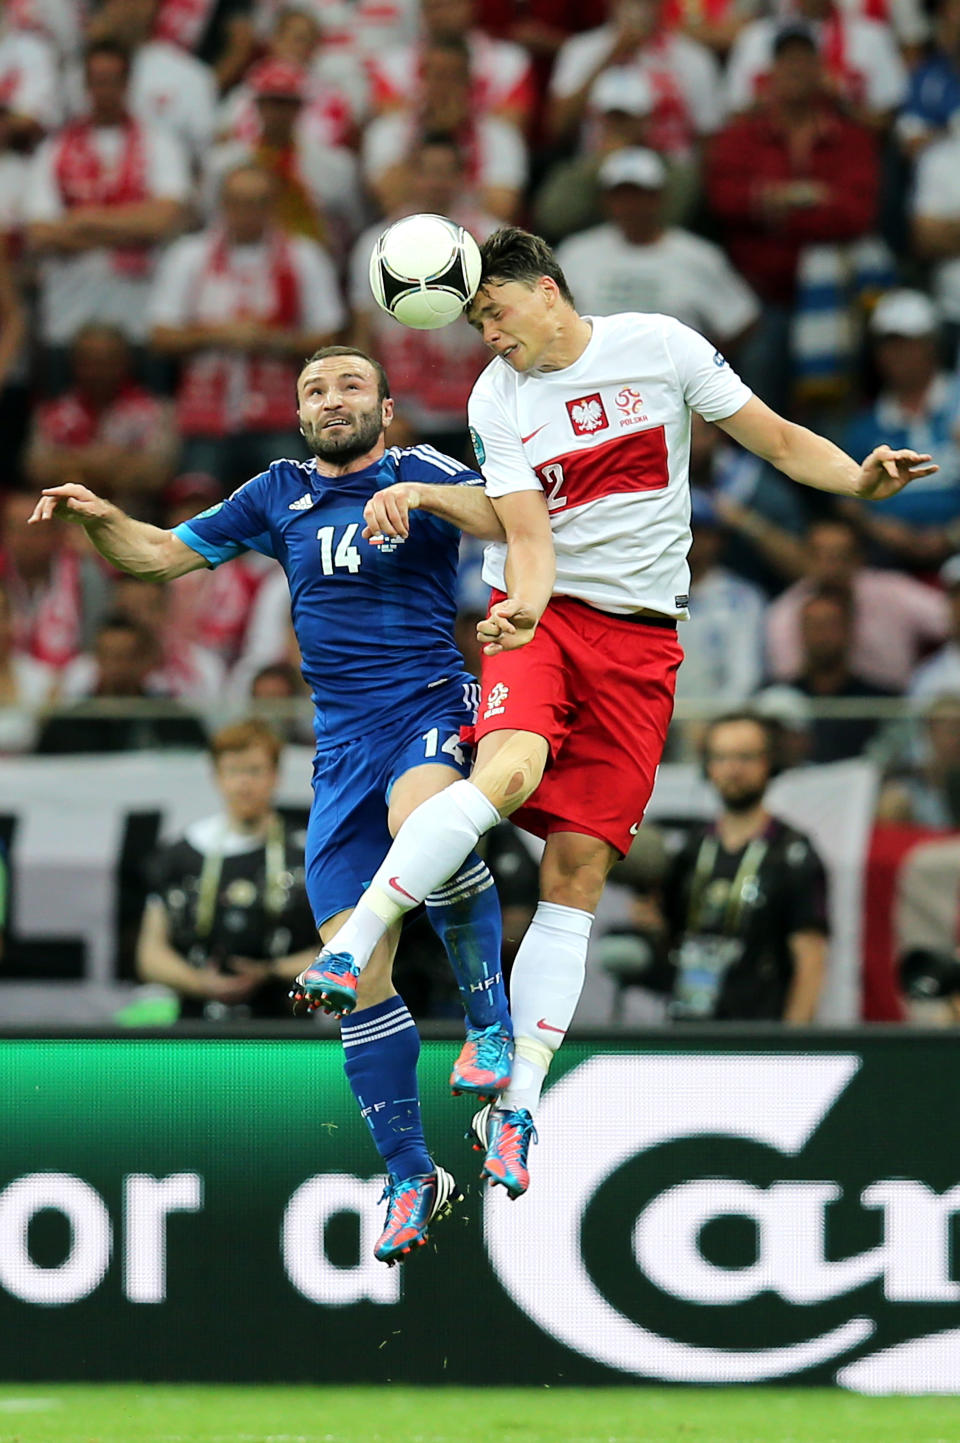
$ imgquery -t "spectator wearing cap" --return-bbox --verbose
[725,0,907,130]
[842,291,960,568]
[349,132,496,458]
[216,7,366,154]
[555,145,759,356]
[708,24,879,411]
[533,67,673,241]
[25,322,178,520]
[673,485,767,710]
[203,59,363,255]
[147,161,345,488]
[909,558,960,702]
[23,39,191,359]
[547,0,722,163]
[162,473,272,667]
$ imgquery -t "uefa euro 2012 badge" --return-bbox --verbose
[470,427,485,466]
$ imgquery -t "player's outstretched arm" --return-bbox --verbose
[28,483,208,581]
[717,395,938,501]
[479,490,556,655]
[362,482,506,542]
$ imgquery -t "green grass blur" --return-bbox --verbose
[1,1386,959,1443]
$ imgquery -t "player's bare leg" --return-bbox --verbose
[475,830,618,1197]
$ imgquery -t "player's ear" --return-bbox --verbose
[381,396,395,430]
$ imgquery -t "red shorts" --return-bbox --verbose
[466,593,683,855]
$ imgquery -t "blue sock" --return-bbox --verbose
[425,853,511,1032]
[341,997,432,1181]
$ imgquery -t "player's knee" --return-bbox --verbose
[472,734,547,815]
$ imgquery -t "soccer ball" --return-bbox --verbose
[369,213,482,330]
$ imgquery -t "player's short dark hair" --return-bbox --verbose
[298,346,391,404]
[210,718,283,767]
[84,39,131,78]
[479,227,576,306]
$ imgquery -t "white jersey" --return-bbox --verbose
[469,312,751,618]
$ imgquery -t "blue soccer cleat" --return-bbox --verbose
[450,1021,515,1100]
[468,1103,537,1199]
[374,1166,463,1265]
[289,950,360,1018]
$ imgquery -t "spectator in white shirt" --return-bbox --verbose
[0,14,60,142]
[555,146,760,354]
[79,0,218,167]
[724,0,908,128]
[547,0,723,160]
[361,34,527,221]
[367,0,536,133]
[24,39,190,358]
[148,161,345,487]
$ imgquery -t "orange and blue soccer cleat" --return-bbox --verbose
[449,1021,515,1100]
[289,950,360,1018]
[373,1166,462,1265]
[468,1103,537,1199]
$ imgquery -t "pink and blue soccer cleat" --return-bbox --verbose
[468,1103,537,1199]
[289,950,360,1018]
[374,1166,462,1265]
[450,1021,514,1100]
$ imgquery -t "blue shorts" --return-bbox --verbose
[305,673,479,927]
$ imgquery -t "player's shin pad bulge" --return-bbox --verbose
[470,732,549,817]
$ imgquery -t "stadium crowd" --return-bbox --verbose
[1,0,960,1022]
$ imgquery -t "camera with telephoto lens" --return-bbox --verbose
[899,948,960,1000]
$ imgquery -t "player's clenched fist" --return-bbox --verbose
[29,483,113,527]
[478,597,539,655]
[362,483,421,542]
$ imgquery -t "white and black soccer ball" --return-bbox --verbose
[368,213,482,330]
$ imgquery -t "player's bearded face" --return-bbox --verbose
[300,398,384,462]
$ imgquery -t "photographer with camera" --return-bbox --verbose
[136,718,318,1021]
[600,712,829,1022]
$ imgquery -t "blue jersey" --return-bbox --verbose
[175,445,483,743]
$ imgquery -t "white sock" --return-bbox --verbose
[326,780,500,972]
[503,901,593,1117]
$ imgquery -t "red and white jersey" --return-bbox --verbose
[468,313,751,618]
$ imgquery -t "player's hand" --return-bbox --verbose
[854,446,938,501]
[362,484,421,542]
[28,483,112,526]
[478,598,539,655]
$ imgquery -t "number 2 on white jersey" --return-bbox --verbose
[316,523,362,575]
[541,462,567,512]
